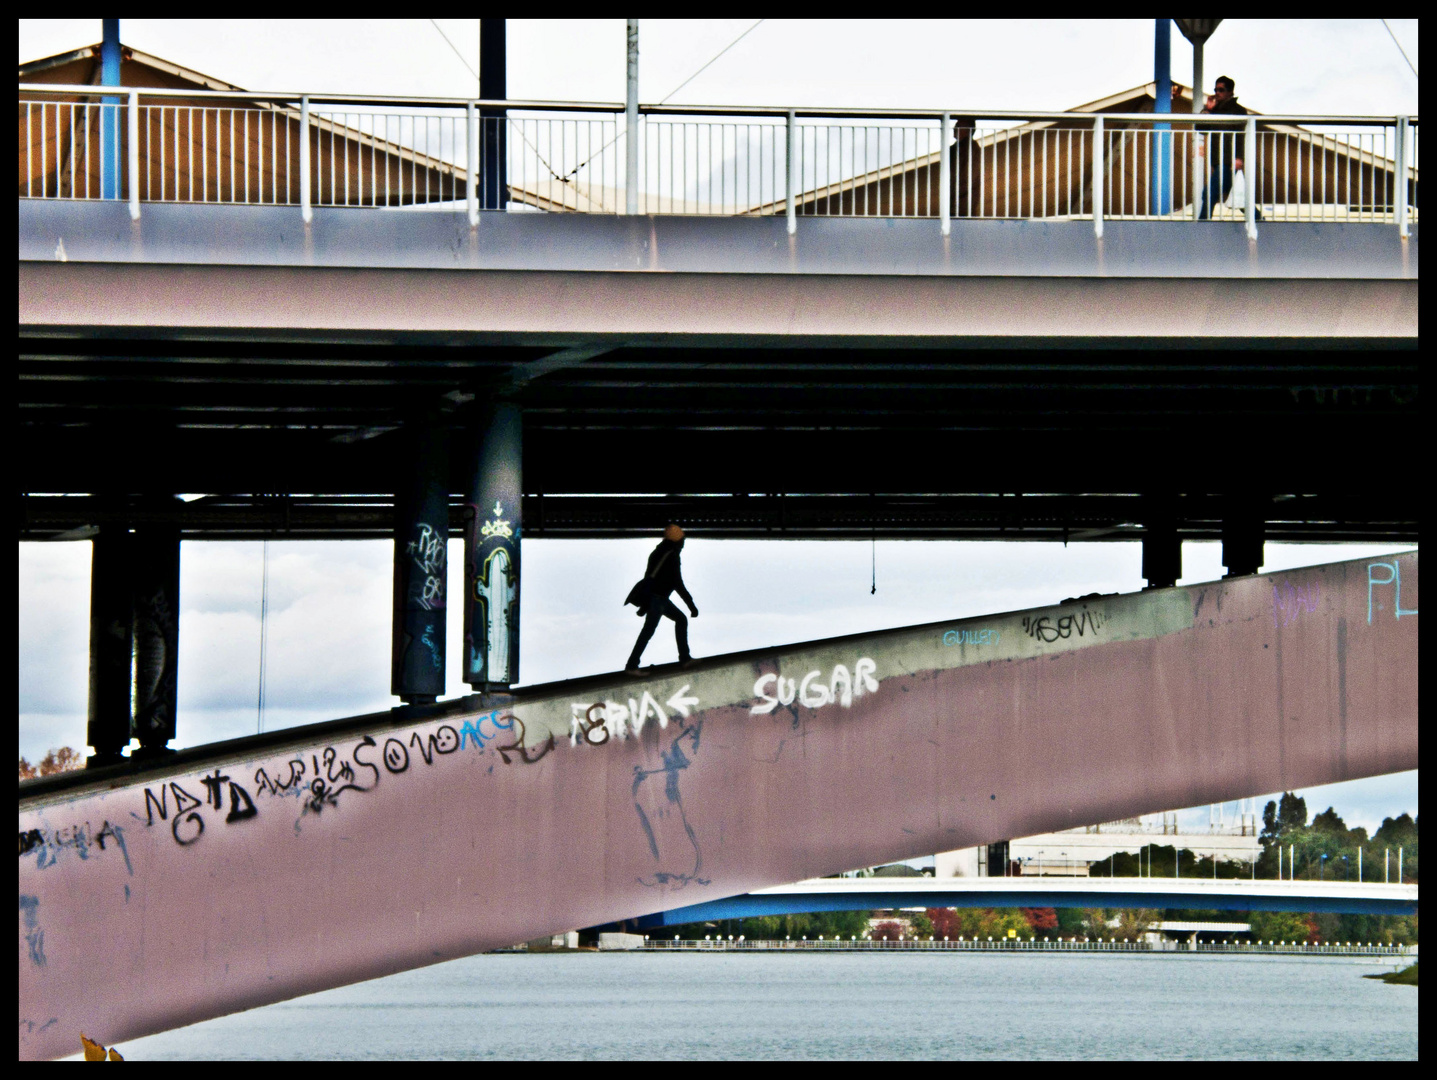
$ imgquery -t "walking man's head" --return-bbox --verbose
[1213,76,1235,102]
[664,523,685,543]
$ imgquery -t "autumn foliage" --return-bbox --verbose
[18,746,84,781]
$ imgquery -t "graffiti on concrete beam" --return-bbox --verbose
[1367,561,1418,624]
[570,685,701,745]
[1020,610,1105,644]
[1272,579,1320,628]
[751,658,877,714]
[942,627,1001,646]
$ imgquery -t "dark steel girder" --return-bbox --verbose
[18,493,1419,544]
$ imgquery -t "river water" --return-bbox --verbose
[116,952,1416,1060]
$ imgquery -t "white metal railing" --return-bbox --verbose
[18,85,1418,239]
[637,937,1417,955]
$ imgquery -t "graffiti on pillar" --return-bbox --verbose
[406,522,447,612]
[1367,561,1418,624]
[132,585,177,742]
[475,541,518,684]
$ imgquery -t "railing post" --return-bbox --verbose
[939,112,951,237]
[1245,114,1258,241]
[1394,115,1409,239]
[1092,115,1104,239]
[467,101,479,227]
[625,19,639,216]
[127,89,140,221]
[786,110,797,236]
[300,95,312,224]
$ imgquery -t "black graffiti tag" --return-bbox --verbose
[1021,610,1105,643]
[140,776,256,847]
[493,715,556,765]
[383,737,410,773]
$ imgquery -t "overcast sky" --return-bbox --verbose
[18,20,1419,832]
[19,19,1419,117]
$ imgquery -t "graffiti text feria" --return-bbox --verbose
[751,658,878,714]
[571,685,702,745]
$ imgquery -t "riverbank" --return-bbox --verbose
[506,937,1417,958]
[1365,962,1418,985]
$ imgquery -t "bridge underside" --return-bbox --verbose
[19,207,1419,542]
[18,553,1418,1059]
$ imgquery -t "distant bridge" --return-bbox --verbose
[637,876,1420,926]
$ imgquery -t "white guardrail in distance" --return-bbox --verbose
[18,86,1418,238]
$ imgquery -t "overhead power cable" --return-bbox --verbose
[543,20,770,194]
[429,19,479,91]
[659,20,765,104]
[1380,19,1419,80]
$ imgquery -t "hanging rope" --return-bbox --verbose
[871,528,877,595]
[257,539,269,734]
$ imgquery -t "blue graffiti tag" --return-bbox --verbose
[943,627,1001,646]
[459,709,516,751]
[19,895,45,968]
[1367,561,1418,624]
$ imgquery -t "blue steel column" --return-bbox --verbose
[479,19,508,211]
[99,18,122,201]
[464,403,522,689]
[1151,18,1172,216]
[130,507,180,758]
[86,525,133,767]
[392,414,450,704]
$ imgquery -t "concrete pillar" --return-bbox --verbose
[464,403,522,689]
[130,510,180,758]
[392,414,450,703]
[479,19,508,211]
[1142,499,1181,589]
[87,527,133,767]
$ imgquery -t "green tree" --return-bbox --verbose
[1250,910,1317,943]
[906,910,935,938]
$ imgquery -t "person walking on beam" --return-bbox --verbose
[624,523,699,675]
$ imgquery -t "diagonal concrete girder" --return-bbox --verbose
[18,551,1417,1059]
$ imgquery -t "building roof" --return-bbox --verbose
[19,42,464,207]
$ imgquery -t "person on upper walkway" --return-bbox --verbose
[624,524,699,675]
[1197,75,1262,221]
